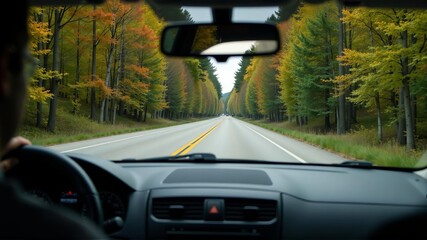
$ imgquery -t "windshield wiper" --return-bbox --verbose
[337,160,373,167]
[114,155,381,169]
[115,154,305,164]
[117,153,217,162]
[115,155,373,167]
[167,153,217,161]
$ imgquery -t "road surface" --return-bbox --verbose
[49,116,347,164]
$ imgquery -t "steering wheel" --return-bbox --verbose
[4,145,104,227]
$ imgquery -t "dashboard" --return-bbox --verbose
[6,152,427,240]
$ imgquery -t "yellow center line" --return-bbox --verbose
[170,120,224,156]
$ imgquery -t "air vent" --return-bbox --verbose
[152,197,204,220]
[224,198,277,221]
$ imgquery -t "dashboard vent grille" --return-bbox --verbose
[224,198,277,221]
[152,197,204,220]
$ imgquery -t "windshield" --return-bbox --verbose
[21,0,427,168]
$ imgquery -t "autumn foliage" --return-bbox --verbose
[227,3,427,150]
[27,0,222,130]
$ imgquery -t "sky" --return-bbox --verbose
[184,7,278,94]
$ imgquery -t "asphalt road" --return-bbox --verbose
[49,116,347,164]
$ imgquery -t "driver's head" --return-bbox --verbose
[0,0,29,153]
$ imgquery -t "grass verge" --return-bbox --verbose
[20,102,200,146]
[244,118,422,168]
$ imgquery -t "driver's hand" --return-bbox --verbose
[1,136,31,172]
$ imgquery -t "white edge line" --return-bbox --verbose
[244,125,307,163]
[60,129,169,153]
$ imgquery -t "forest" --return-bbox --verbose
[226,2,427,150]
[25,0,427,152]
[26,0,223,134]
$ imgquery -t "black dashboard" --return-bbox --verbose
[6,153,427,240]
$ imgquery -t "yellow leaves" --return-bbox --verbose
[32,68,64,82]
[123,79,149,94]
[376,20,402,36]
[150,83,166,93]
[28,20,51,42]
[329,74,353,95]
[28,78,53,104]
[244,58,259,81]
[28,10,52,55]
[340,7,374,28]
[155,100,169,111]
[128,64,151,79]
[82,79,114,97]
[27,67,55,103]
[338,48,370,66]
[70,75,113,98]
[138,3,164,34]
[119,79,149,109]
[96,79,114,97]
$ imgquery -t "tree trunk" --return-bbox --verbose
[412,95,417,135]
[143,103,148,122]
[36,13,44,128]
[72,19,80,115]
[113,21,126,125]
[119,101,124,116]
[402,78,415,149]
[99,26,117,123]
[99,101,106,124]
[90,4,97,121]
[348,22,357,126]
[375,92,383,143]
[400,30,415,149]
[47,9,61,132]
[337,1,346,134]
[112,101,117,124]
[105,99,109,122]
[36,57,43,127]
[324,88,331,131]
[397,88,406,145]
[137,110,141,122]
[59,30,65,98]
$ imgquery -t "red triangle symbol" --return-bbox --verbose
[209,205,219,214]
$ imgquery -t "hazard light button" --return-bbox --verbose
[204,199,224,221]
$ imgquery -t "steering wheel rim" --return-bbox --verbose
[6,145,104,227]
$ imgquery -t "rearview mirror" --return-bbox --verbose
[161,23,280,59]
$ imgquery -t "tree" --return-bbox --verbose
[25,1,242,127]
[233,56,252,93]
[165,59,186,118]
[98,0,132,123]
[285,4,337,128]
[337,1,347,134]
[46,6,79,132]
[28,8,53,127]
[200,58,222,99]
[337,8,427,149]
